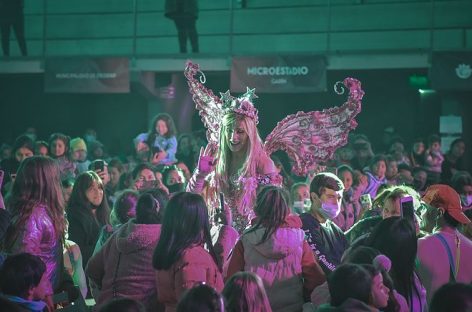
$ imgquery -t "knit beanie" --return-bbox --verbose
[70,138,87,152]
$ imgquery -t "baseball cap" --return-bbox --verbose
[422,184,471,224]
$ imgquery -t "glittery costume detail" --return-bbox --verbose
[185,61,363,232]
[263,77,363,176]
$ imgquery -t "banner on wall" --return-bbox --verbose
[44,57,130,93]
[431,52,472,91]
[230,55,326,93]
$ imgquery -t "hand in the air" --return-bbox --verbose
[197,144,217,175]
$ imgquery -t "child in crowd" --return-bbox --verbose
[93,189,139,254]
[317,263,382,311]
[222,271,272,312]
[107,158,125,195]
[49,132,76,179]
[388,137,410,166]
[424,134,444,184]
[363,155,387,199]
[409,138,425,168]
[333,165,362,231]
[290,182,310,215]
[385,156,398,185]
[177,283,225,312]
[135,113,178,166]
[34,140,49,156]
[152,192,223,311]
[0,253,51,312]
[226,185,325,311]
[70,137,90,174]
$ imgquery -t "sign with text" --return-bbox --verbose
[231,55,326,93]
[44,57,130,93]
[431,52,472,91]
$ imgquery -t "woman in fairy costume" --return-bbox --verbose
[185,61,363,232]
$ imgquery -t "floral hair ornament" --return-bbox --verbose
[220,88,259,124]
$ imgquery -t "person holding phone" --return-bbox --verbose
[89,159,110,186]
[134,113,178,166]
[130,163,169,195]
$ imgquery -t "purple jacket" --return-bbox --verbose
[7,204,62,294]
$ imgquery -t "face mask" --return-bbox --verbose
[167,183,185,194]
[461,194,472,207]
[293,201,305,214]
[294,199,312,213]
[320,201,340,220]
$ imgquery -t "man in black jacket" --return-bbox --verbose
[300,172,349,275]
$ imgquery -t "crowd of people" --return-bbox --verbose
[0,63,471,312]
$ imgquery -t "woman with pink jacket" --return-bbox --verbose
[152,192,223,312]
[86,189,168,311]
[225,186,326,312]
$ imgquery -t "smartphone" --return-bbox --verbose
[94,160,105,172]
[152,146,162,155]
[400,196,415,223]
[360,194,372,208]
[141,179,158,190]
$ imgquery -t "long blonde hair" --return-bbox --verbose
[6,156,66,244]
[215,112,264,193]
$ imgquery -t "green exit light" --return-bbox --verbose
[409,75,429,88]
